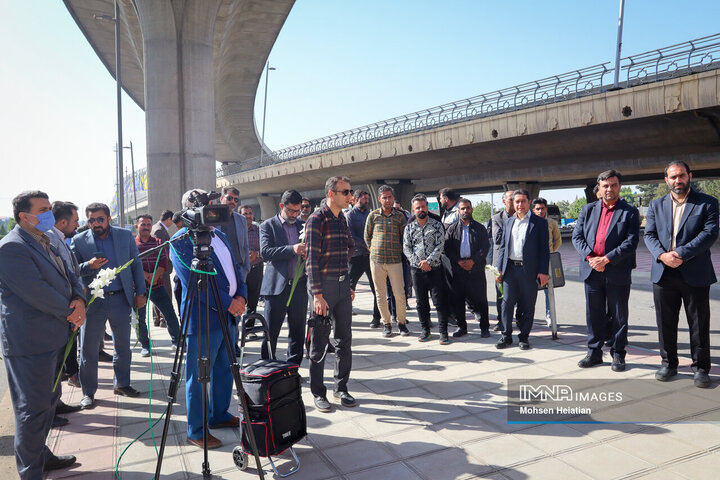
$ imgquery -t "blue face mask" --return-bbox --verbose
[29,211,56,233]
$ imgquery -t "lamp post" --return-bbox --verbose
[94,0,125,226]
[259,61,276,165]
[612,0,626,89]
[123,142,138,220]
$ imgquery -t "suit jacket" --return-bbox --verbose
[572,199,640,285]
[151,221,172,275]
[260,215,305,296]
[644,189,719,287]
[169,227,247,335]
[497,213,550,279]
[47,227,81,278]
[0,226,85,356]
[444,220,490,273]
[491,210,511,268]
[71,226,146,306]
[217,212,250,281]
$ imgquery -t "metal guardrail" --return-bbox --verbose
[216,33,720,179]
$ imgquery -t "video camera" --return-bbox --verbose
[180,190,230,263]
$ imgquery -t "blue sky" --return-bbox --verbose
[2,1,719,217]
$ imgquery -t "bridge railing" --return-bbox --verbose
[217,33,720,179]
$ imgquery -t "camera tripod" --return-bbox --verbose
[153,249,265,479]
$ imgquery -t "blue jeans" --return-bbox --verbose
[79,294,132,394]
[137,286,180,348]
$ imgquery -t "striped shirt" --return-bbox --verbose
[364,208,407,264]
[135,235,168,286]
[247,223,262,267]
[306,205,353,296]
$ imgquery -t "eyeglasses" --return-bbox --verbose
[301,204,311,209]
[225,195,239,202]
[332,189,352,196]
[87,216,107,225]
[284,206,301,214]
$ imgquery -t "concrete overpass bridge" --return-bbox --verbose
[217,33,720,215]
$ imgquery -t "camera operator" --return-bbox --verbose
[169,189,247,449]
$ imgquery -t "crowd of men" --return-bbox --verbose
[0,160,717,478]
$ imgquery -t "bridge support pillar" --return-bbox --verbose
[391,182,416,212]
[135,0,223,219]
[257,195,280,220]
[504,182,541,202]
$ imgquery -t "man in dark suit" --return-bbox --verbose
[0,191,86,478]
[150,209,174,326]
[572,170,639,372]
[219,187,250,282]
[490,190,515,330]
[445,198,491,338]
[645,161,718,388]
[71,203,147,408]
[259,189,308,365]
[495,189,549,350]
[170,188,248,449]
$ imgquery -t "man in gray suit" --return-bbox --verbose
[0,191,86,478]
[71,203,146,409]
[219,187,250,282]
[151,209,174,327]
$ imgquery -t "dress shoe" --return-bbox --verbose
[80,395,95,409]
[314,396,332,412]
[98,350,113,362]
[694,371,711,388]
[333,391,357,407]
[577,355,603,368]
[44,454,76,471]
[67,374,81,388]
[480,329,491,338]
[52,416,69,428]
[114,386,141,397]
[519,341,530,350]
[187,435,222,449]
[495,338,512,349]
[611,355,626,372]
[56,401,82,415]
[654,366,678,382]
[452,328,467,338]
[209,416,240,429]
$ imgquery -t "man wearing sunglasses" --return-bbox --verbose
[71,203,147,409]
[218,187,250,283]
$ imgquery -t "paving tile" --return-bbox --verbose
[306,417,370,449]
[404,446,493,480]
[559,443,653,479]
[405,402,474,425]
[345,461,423,480]
[463,433,546,468]
[512,423,594,455]
[661,421,720,449]
[667,452,720,480]
[502,457,593,479]
[433,414,501,445]
[380,427,453,459]
[608,430,703,465]
[322,438,396,474]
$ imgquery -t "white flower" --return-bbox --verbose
[130,309,138,327]
[91,287,105,299]
[485,265,501,278]
[89,267,117,291]
[298,225,306,242]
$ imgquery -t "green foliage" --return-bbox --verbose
[619,186,637,205]
[556,200,571,218]
[7,218,16,230]
[472,201,493,225]
[567,197,587,219]
[0,223,6,239]
[635,183,659,207]
[696,180,720,202]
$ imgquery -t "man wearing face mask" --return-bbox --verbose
[71,203,147,409]
[259,190,308,365]
[0,191,86,478]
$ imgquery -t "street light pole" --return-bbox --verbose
[124,142,138,220]
[612,0,626,89]
[259,61,276,165]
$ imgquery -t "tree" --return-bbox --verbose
[472,201,492,225]
[0,223,6,239]
[567,197,587,219]
[696,180,720,202]
[635,183,658,207]
[619,186,637,205]
[7,218,16,231]
[556,200,571,218]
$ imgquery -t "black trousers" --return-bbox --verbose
[348,254,381,321]
[308,276,353,398]
[653,268,711,373]
[500,262,538,343]
[262,278,308,366]
[584,270,630,360]
[451,266,489,331]
[411,267,449,333]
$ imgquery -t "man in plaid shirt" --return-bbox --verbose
[305,176,357,412]
[364,185,409,337]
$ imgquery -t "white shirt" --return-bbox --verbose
[211,231,237,297]
[509,213,530,261]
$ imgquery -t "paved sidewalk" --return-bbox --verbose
[42,275,719,480]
